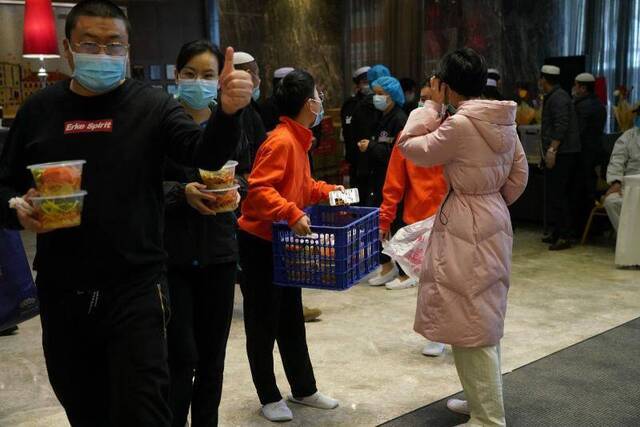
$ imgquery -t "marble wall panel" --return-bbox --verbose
[220,0,344,108]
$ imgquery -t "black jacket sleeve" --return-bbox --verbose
[160,96,243,171]
[163,157,201,214]
[0,108,33,229]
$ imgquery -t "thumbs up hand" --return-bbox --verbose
[219,46,253,115]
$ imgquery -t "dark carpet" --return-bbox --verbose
[381,317,640,427]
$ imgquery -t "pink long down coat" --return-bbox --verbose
[398,100,528,347]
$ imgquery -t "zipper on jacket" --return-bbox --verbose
[87,291,100,315]
[156,283,168,339]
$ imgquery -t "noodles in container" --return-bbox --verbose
[199,161,238,190]
[30,191,88,230]
[27,160,86,196]
[202,185,240,213]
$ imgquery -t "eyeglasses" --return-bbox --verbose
[178,69,218,81]
[72,42,130,56]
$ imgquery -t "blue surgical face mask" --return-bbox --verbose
[71,51,127,94]
[373,94,389,111]
[252,87,261,102]
[310,99,324,128]
[177,79,218,110]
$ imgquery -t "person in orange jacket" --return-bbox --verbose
[378,81,449,356]
[237,69,342,423]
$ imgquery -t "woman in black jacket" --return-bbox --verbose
[357,76,408,287]
[163,39,244,427]
[357,76,408,207]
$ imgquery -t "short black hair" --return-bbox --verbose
[541,73,560,85]
[65,0,131,40]
[353,73,368,85]
[487,71,501,81]
[272,77,283,91]
[176,39,224,74]
[275,69,315,118]
[420,77,430,89]
[438,48,487,97]
[400,77,417,93]
[576,81,595,93]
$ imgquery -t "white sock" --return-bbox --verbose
[422,341,446,357]
[288,391,339,409]
[447,398,470,415]
[261,399,293,422]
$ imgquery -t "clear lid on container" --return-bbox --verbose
[201,184,240,193]
[27,160,86,171]
[30,190,88,201]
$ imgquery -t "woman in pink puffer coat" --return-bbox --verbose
[398,48,528,427]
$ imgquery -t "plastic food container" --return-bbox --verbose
[31,191,87,230]
[202,185,240,213]
[27,160,86,196]
[199,161,238,190]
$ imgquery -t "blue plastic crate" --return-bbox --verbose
[272,206,380,291]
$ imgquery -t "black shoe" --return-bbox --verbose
[549,239,572,251]
[542,234,558,244]
[0,325,18,336]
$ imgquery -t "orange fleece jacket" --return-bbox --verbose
[238,117,336,241]
[379,144,447,232]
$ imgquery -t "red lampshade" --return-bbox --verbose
[23,0,60,59]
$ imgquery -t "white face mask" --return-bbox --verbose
[373,94,389,111]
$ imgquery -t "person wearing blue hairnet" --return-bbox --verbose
[349,64,392,203]
[357,76,408,286]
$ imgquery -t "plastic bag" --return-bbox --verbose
[0,230,39,331]
[382,216,435,280]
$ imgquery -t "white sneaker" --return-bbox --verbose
[421,341,445,357]
[447,398,470,415]
[385,276,417,290]
[368,264,399,286]
[288,391,339,410]
[261,400,293,422]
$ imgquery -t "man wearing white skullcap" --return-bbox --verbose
[341,65,372,186]
[258,67,295,131]
[572,72,607,220]
[539,64,581,250]
[483,67,504,100]
[233,51,268,180]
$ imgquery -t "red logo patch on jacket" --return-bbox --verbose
[64,119,113,134]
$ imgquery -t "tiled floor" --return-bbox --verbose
[1,227,638,426]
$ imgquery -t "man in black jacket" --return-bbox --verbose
[540,65,581,250]
[0,1,252,425]
[259,66,294,132]
[233,51,268,193]
[572,72,607,229]
[351,64,390,203]
[573,73,607,190]
[340,66,370,187]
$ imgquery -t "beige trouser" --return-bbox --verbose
[603,192,623,231]
[452,344,506,427]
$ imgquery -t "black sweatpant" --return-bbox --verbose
[167,263,236,427]
[238,230,317,405]
[573,147,600,233]
[546,153,579,240]
[36,273,171,427]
